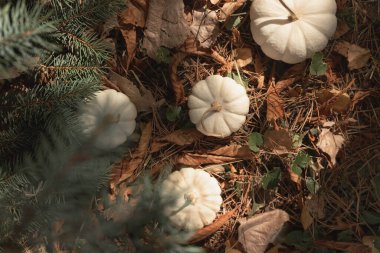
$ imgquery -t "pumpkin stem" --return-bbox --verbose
[211,101,222,112]
[278,0,298,21]
[184,191,198,205]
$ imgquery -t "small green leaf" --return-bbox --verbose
[371,174,380,198]
[374,238,380,251]
[292,133,303,148]
[225,16,242,30]
[291,164,302,176]
[262,167,282,190]
[248,132,263,152]
[306,177,319,194]
[310,52,327,76]
[361,210,380,225]
[285,230,312,251]
[337,230,355,242]
[155,47,171,64]
[166,105,181,122]
[294,151,311,169]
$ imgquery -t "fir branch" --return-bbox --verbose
[0,1,57,79]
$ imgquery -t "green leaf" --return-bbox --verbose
[262,167,282,190]
[155,47,171,64]
[292,134,303,148]
[291,164,302,176]
[310,52,327,76]
[361,210,380,225]
[225,16,242,30]
[371,174,380,198]
[166,105,181,122]
[337,230,355,242]
[285,230,312,251]
[248,132,263,152]
[374,238,380,251]
[306,177,319,194]
[294,152,311,168]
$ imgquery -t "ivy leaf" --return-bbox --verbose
[285,230,312,251]
[155,47,171,64]
[291,151,311,176]
[166,105,181,122]
[262,167,282,190]
[310,52,327,76]
[248,132,263,152]
[306,177,320,194]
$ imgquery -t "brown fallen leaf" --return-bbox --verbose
[276,62,306,92]
[238,209,290,253]
[316,123,345,166]
[234,48,253,68]
[300,206,313,230]
[334,41,371,70]
[190,9,219,48]
[142,0,190,59]
[304,195,325,219]
[314,240,371,253]
[151,128,203,152]
[267,79,285,123]
[263,129,293,155]
[177,144,253,166]
[254,53,265,90]
[219,0,246,20]
[169,52,187,104]
[109,71,156,112]
[188,209,236,244]
[316,89,351,114]
[350,90,372,110]
[118,4,145,28]
[111,122,153,186]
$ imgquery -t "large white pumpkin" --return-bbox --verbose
[188,75,250,137]
[160,167,223,231]
[79,89,137,149]
[250,0,337,64]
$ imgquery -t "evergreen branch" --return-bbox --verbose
[0,1,57,79]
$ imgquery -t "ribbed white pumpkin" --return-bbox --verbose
[160,167,223,230]
[188,75,250,137]
[79,89,137,149]
[250,0,337,64]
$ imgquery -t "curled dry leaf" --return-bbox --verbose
[150,128,203,152]
[263,129,293,155]
[314,240,371,253]
[234,48,253,68]
[238,209,290,253]
[190,10,219,48]
[334,41,371,70]
[109,71,156,112]
[169,52,187,104]
[188,209,236,244]
[316,124,345,166]
[111,122,153,186]
[142,0,190,59]
[266,80,285,123]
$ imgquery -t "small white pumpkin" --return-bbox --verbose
[250,0,337,64]
[79,89,137,149]
[160,167,223,230]
[188,75,250,137]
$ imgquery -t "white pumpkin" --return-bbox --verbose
[188,75,250,137]
[160,167,223,230]
[250,0,337,64]
[79,89,137,149]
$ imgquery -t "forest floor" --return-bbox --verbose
[104,0,380,252]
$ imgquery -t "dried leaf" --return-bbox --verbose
[334,41,371,70]
[151,128,203,152]
[120,29,137,70]
[177,144,253,166]
[333,19,350,39]
[190,10,219,48]
[111,122,153,185]
[362,236,380,253]
[315,240,371,253]
[238,209,290,253]
[142,0,190,59]
[219,0,246,20]
[188,209,236,244]
[210,0,220,4]
[118,4,145,27]
[109,71,156,112]
[254,54,265,90]
[263,129,293,155]
[267,80,285,122]
[304,195,325,219]
[351,90,372,109]
[316,89,351,114]
[316,127,345,166]
[169,52,187,104]
[300,207,313,230]
[234,48,253,68]
[276,62,306,92]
